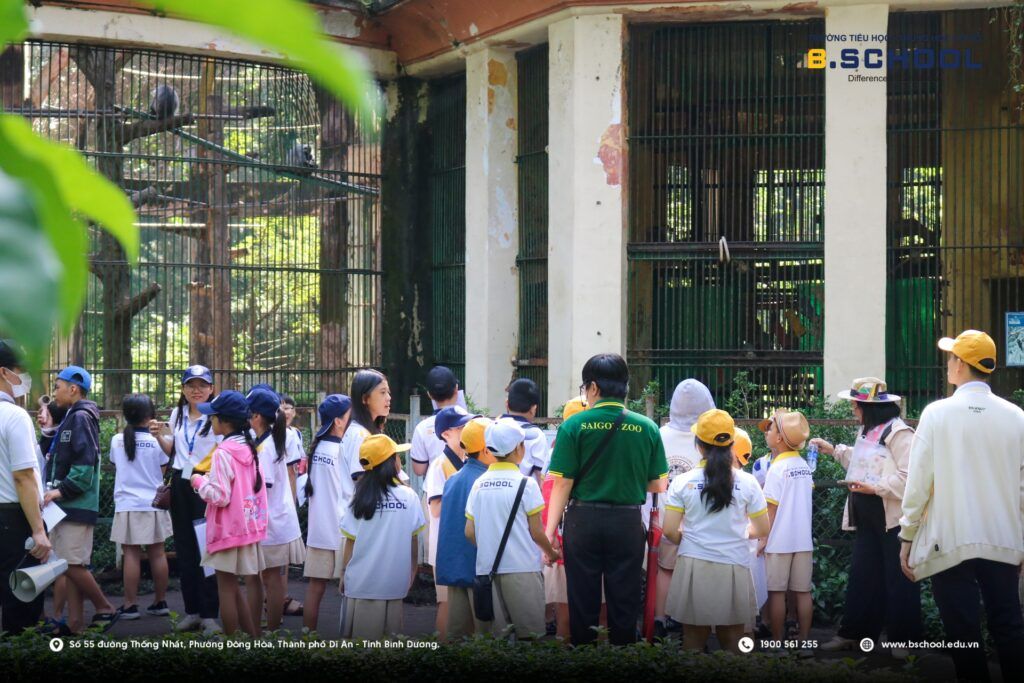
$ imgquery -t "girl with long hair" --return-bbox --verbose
[661,409,770,653]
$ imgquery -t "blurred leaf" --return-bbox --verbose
[141,0,381,128]
[0,0,28,47]
[0,170,61,373]
[0,115,91,331]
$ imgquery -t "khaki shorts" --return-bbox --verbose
[262,537,307,569]
[658,539,680,571]
[446,585,484,640]
[110,510,172,546]
[341,597,403,640]
[304,547,342,580]
[484,571,546,639]
[435,583,448,602]
[202,542,266,576]
[543,563,567,604]
[766,551,813,592]
[51,521,94,566]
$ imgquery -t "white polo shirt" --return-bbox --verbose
[108,430,170,512]
[168,407,222,471]
[763,451,814,553]
[306,436,345,550]
[666,465,767,566]
[257,434,302,547]
[424,450,463,566]
[341,421,372,486]
[285,427,304,465]
[465,462,546,575]
[340,483,425,600]
[0,394,43,505]
[410,415,445,466]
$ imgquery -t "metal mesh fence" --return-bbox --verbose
[626,21,826,413]
[5,41,382,408]
[886,10,1024,413]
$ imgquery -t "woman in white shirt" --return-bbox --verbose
[151,365,222,634]
[110,394,172,621]
[343,369,393,484]
[662,409,770,653]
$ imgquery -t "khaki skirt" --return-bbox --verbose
[202,542,266,576]
[262,537,307,569]
[666,555,757,630]
[304,547,342,580]
[110,510,173,546]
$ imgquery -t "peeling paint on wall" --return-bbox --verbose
[488,59,508,87]
[596,123,623,186]
[506,117,516,130]
[385,81,401,123]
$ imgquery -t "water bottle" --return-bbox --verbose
[806,442,818,473]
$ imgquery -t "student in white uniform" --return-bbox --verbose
[758,409,814,648]
[247,386,306,631]
[301,394,352,633]
[425,406,473,638]
[151,365,222,635]
[662,409,769,654]
[465,418,560,639]
[410,366,461,476]
[732,428,768,617]
[500,379,548,482]
[651,378,715,638]
[343,370,391,485]
[280,394,305,484]
[110,394,172,621]
[340,434,425,639]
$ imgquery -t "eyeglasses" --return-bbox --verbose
[579,382,589,402]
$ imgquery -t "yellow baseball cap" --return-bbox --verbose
[732,427,752,466]
[359,434,411,471]
[561,396,587,421]
[690,409,735,447]
[460,417,492,454]
[938,329,997,374]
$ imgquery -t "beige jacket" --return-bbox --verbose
[900,383,1024,580]
[834,417,913,532]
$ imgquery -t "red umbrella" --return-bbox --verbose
[643,495,663,642]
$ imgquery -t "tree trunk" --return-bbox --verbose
[316,88,352,392]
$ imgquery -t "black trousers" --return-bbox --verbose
[837,494,921,641]
[931,558,1024,682]
[563,503,645,646]
[0,506,44,635]
[169,474,219,619]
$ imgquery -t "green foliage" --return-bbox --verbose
[0,628,915,681]
[1012,389,1024,409]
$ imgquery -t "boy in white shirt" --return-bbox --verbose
[758,409,813,646]
[465,418,560,638]
[410,366,461,476]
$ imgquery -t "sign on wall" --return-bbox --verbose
[1008,313,1024,367]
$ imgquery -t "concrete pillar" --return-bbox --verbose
[823,4,889,400]
[464,47,519,415]
[547,14,626,412]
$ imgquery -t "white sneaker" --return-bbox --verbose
[175,613,202,632]
[201,618,222,636]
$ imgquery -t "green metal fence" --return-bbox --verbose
[515,45,549,413]
[626,21,826,414]
[427,75,467,384]
[3,41,382,408]
[886,9,1024,413]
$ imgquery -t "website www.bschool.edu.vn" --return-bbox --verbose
[861,638,982,653]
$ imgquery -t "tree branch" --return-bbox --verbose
[114,282,162,320]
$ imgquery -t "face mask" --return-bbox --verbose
[11,372,32,399]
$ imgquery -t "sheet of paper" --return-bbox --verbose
[295,474,308,508]
[193,520,215,578]
[430,389,468,412]
[180,461,194,480]
[41,502,66,530]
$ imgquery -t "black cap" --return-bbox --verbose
[425,366,458,400]
[0,340,24,370]
[507,378,540,412]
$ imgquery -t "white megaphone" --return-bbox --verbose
[9,538,68,602]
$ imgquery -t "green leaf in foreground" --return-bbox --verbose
[0,170,61,373]
[141,0,381,128]
[0,0,29,47]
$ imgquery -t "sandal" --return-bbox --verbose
[39,617,72,637]
[90,611,121,633]
[283,596,304,617]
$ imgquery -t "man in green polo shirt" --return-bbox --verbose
[545,353,668,645]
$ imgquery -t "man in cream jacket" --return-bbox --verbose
[899,330,1024,682]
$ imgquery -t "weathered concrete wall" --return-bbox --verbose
[464,48,520,414]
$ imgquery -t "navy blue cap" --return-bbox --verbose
[316,394,353,438]
[198,390,250,421]
[434,406,472,441]
[181,365,213,385]
[250,383,275,393]
[57,365,92,392]
[425,366,458,399]
[246,386,281,420]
